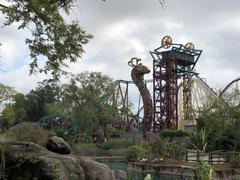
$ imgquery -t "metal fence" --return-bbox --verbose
[184,149,240,164]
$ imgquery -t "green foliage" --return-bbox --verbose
[126,145,145,162]
[0,83,16,103]
[190,126,208,152]
[7,122,48,146]
[1,105,16,128]
[25,80,62,121]
[1,93,28,129]
[54,128,65,139]
[227,153,240,167]
[106,124,121,137]
[144,141,186,160]
[62,72,117,135]
[76,143,98,156]
[148,140,166,159]
[101,138,133,150]
[160,129,190,138]
[44,102,64,116]
[13,94,28,123]
[165,141,186,159]
[72,143,113,156]
[194,160,213,180]
[195,102,240,151]
[0,0,92,79]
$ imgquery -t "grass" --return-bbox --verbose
[101,138,134,150]
[4,122,50,147]
[72,140,130,157]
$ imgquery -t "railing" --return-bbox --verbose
[186,150,240,164]
[165,149,240,164]
[209,150,240,164]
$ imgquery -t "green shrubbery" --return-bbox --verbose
[72,143,101,156]
[6,122,48,146]
[227,153,240,167]
[160,129,190,138]
[194,160,213,180]
[147,141,186,160]
[126,145,145,162]
[106,124,121,138]
[125,140,186,162]
[101,138,133,150]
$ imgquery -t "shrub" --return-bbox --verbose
[54,128,65,139]
[149,140,166,159]
[7,122,48,146]
[126,145,144,162]
[194,160,213,180]
[106,124,121,138]
[142,141,186,160]
[101,138,133,150]
[227,153,240,167]
[165,142,186,159]
[160,129,190,138]
[72,143,99,156]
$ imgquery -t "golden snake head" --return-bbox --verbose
[128,57,150,75]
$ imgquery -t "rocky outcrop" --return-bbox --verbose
[3,141,127,180]
[46,136,71,154]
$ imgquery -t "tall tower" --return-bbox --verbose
[150,36,202,132]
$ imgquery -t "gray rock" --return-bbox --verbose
[46,136,71,154]
[4,141,127,180]
[113,170,128,180]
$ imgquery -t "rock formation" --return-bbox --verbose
[3,141,127,180]
[46,136,71,154]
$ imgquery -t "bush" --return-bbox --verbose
[126,145,144,162]
[72,143,99,156]
[142,141,186,160]
[227,153,240,167]
[160,129,190,138]
[165,142,186,159]
[72,143,122,156]
[101,138,133,150]
[149,140,166,159]
[106,124,121,138]
[194,160,213,180]
[6,122,48,146]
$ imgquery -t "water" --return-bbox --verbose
[101,161,193,180]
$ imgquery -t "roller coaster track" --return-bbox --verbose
[115,76,239,129]
[219,77,240,107]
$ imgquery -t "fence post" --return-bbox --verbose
[186,149,188,161]
[197,150,200,162]
[209,152,212,164]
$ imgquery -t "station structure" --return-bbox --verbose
[150,36,202,132]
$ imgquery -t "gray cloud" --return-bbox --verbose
[0,0,239,93]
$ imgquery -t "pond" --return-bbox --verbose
[101,161,193,180]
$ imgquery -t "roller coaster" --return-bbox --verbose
[114,36,240,132]
[38,36,240,136]
[115,76,240,130]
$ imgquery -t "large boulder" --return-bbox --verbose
[46,136,71,154]
[3,141,127,180]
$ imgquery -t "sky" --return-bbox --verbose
[0,0,239,96]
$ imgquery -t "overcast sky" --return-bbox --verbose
[0,0,239,95]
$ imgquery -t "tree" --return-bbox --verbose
[62,72,117,134]
[0,0,92,79]
[195,102,240,151]
[0,83,16,103]
[25,79,62,121]
[12,93,28,123]
[1,104,16,128]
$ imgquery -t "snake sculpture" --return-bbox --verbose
[128,58,153,139]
